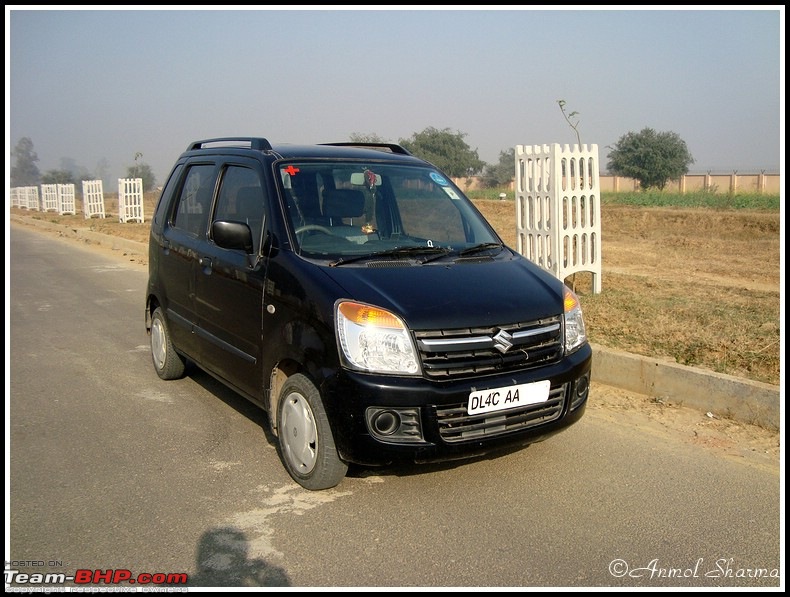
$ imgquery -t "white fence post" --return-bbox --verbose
[41,184,59,212]
[82,180,106,219]
[117,178,145,223]
[10,186,41,210]
[57,183,76,215]
[25,186,40,210]
[515,143,602,294]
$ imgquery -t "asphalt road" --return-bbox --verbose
[6,224,783,589]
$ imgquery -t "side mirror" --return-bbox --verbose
[212,220,254,254]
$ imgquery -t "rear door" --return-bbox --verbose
[159,161,219,361]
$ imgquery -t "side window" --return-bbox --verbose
[153,164,184,227]
[214,166,265,253]
[173,164,217,237]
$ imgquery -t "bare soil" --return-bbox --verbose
[8,199,782,470]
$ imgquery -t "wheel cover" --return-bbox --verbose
[151,317,167,370]
[281,392,318,474]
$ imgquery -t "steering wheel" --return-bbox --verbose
[295,224,333,236]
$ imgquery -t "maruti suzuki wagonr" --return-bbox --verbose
[145,138,592,490]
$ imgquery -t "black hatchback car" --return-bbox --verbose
[145,138,592,490]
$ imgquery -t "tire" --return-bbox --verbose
[277,374,348,490]
[150,306,186,380]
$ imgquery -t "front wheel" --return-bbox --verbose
[150,306,186,380]
[277,374,348,490]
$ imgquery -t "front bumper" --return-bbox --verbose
[320,343,592,467]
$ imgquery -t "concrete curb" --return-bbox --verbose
[590,344,779,431]
[10,215,781,431]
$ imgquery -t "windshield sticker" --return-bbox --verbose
[281,165,300,188]
[443,187,461,200]
[430,172,448,186]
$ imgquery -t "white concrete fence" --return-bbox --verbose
[118,178,145,223]
[10,186,40,210]
[515,143,603,294]
[9,178,144,223]
[41,184,60,213]
[82,179,106,219]
[57,184,76,215]
[28,183,76,215]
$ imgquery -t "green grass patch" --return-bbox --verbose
[601,191,779,210]
[466,187,780,211]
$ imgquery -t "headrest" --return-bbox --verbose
[322,189,365,219]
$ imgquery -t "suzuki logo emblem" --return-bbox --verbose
[492,329,513,354]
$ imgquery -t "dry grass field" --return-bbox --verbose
[11,194,781,387]
[480,200,781,387]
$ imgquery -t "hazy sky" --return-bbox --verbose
[6,6,784,187]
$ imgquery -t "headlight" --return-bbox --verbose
[336,301,420,375]
[563,285,588,354]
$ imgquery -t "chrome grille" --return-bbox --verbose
[435,383,567,443]
[414,316,563,379]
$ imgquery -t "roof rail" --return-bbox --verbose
[321,142,413,156]
[187,137,273,152]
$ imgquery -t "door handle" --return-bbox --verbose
[199,257,213,274]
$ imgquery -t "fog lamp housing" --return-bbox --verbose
[570,373,590,411]
[365,407,425,444]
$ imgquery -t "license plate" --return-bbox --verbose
[467,380,551,415]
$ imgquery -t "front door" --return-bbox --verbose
[193,162,267,400]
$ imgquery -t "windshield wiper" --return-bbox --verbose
[457,242,504,256]
[417,242,506,264]
[421,242,505,264]
[329,246,451,267]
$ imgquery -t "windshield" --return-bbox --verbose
[277,162,501,260]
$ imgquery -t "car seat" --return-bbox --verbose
[321,189,368,243]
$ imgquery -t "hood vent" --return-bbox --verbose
[366,260,413,268]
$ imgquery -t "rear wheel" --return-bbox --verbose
[150,307,186,380]
[277,374,348,490]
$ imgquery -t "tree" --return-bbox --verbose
[41,169,75,184]
[481,147,516,188]
[399,127,485,177]
[557,99,582,147]
[349,132,389,143]
[11,137,41,186]
[130,152,144,177]
[94,158,110,186]
[125,153,156,191]
[606,128,695,190]
[59,157,92,183]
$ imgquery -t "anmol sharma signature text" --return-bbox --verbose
[609,558,780,580]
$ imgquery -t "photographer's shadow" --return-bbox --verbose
[190,526,291,587]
